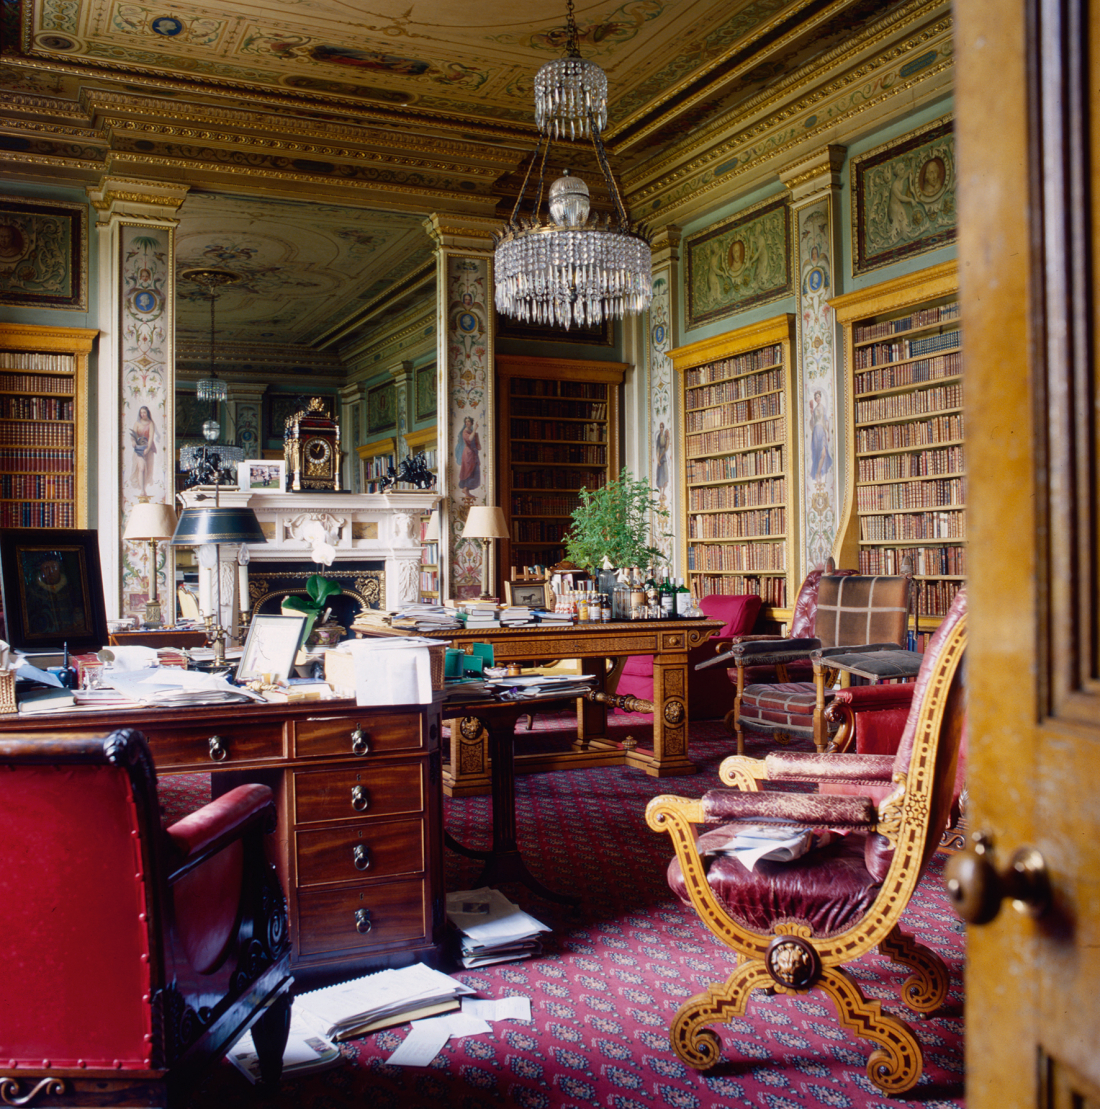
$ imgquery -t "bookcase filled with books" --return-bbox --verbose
[496,355,626,574]
[0,324,96,529]
[358,437,396,494]
[831,261,963,643]
[670,315,797,615]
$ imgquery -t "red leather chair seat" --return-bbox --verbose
[667,825,879,935]
[737,681,829,734]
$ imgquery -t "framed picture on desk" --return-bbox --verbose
[237,613,307,683]
[0,528,108,651]
[503,580,553,610]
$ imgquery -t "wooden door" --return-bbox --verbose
[954,0,1100,1104]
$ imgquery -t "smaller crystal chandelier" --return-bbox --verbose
[494,0,651,330]
[182,268,239,418]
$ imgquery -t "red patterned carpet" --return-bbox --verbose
[189,712,966,1108]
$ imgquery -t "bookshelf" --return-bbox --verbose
[670,315,797,611]
[831,261,963,639]
[0,324,95,529]
[496,355,626,574]
[358,437,396,494]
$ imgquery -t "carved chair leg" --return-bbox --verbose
[815,964,924,1095]
[669,959,773,1069]
[732,663,746,755]
[879,925,950,1014]
[251,990,293,1085]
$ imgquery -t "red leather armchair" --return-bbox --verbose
[610,593,763,719]
[0,729,292,1108]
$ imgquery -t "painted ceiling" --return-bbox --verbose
[2,0,952,373]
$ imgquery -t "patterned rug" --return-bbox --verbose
[191,712,966,1108]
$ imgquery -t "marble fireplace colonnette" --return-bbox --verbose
[178,489,441,635]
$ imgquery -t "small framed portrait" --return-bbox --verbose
[238,459,286,492]
[0,528,108,651]
[237,613,308,683]
[503,580,553,610]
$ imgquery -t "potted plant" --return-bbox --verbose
[282,521,343,645]
[564,468,670,583]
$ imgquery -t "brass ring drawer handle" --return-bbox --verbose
[350,726,369,756]
[353,844,371,871]
[351,785,369,812]
[354,908,372,934]
[208,735,227,761]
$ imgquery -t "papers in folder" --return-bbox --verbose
[336,637,435,706]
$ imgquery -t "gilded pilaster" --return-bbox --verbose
[424,214,497,601]
[86,176,189,621]
[781,147,846,578]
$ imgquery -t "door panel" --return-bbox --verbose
[955,0,1100,1105]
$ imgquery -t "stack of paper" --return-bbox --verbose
[534,610,574,624]
[228,1011,342,1084]
[484,674,597,701]
[390,604,464,631]
[293,962,475,1042]
[499,606,532,626]
[708,824,835,871]
[447,887,551,968]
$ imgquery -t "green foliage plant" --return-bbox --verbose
[564,468,670,571]
[281,573,342,619]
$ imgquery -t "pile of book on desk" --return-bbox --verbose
[387,604,464,632]
[447,887,551,968]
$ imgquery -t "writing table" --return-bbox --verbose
[352,617,723,797]
[444,686,598,907]
[0,696,445,989]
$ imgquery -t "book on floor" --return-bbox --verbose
[292,962,475,1041]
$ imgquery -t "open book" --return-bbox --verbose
[293,962,474,1042]
[709,824,835,872]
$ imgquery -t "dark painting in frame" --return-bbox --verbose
[0,528,108,651]
[0,197,87,311]
[495,311,613,346]
[367,381,396,433]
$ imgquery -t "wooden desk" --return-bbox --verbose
[354,618,723,797]
[107,628,209,649]
[0,697,444,989]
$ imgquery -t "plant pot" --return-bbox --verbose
[282,603,316,646]
[308,623,346,648]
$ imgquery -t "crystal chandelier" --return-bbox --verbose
[182,267,239,416]
[493,0,651,330]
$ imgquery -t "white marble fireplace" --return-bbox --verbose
[178,489,440,636]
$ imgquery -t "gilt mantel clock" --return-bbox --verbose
[285,398,341,491]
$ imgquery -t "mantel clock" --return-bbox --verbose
[285,398,341,491]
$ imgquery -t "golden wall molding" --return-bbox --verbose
[423,214,499,253]
[779,144,848,198]
[344,307,437,378]
[668,314,795,372]
[627,15,953,224]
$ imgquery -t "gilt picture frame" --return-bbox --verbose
[503,580,553,610]
[0,528,108,651]
[0,197,87,311]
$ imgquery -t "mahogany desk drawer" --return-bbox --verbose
[141,720,284,769]
[292,764,424,824]
[296,817,425,888]
[297,877,428,956]
[294,711,423,760]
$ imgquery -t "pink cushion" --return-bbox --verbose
[621,654,654,678]
[699,593,763,638]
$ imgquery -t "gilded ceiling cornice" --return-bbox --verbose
[0,117,104,143]
[0,150,103,172]
[100,148,496,209]
[84,91,519,166]
[345,309,436,375]
[624,3,951,189]
[0,92,98,128]
[311,261,435,351]
[607,0,866,149]
[3,52,529,144]
[100,117,500,180]
[627,20,953,220]
[176,339,342,370]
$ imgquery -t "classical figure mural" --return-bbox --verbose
[851,117,956,274]
[685,196,791,327]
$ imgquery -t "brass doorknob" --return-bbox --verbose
[944,830,1050,924]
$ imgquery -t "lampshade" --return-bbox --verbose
[170,505,267,546]
[462,505,509,540]
[423,511,441,542]
[123,501,178,542]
